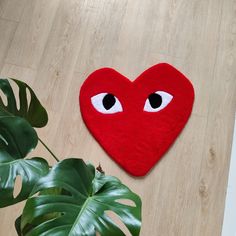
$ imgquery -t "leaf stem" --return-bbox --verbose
[38,137,60,162]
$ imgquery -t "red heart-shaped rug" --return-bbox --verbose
[79,63,194,176]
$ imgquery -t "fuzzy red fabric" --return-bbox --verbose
[79,63,194,177]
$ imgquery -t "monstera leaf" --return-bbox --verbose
[21,159,142,236]
[0,78,49,207]
[0,78,48,128]
[0,153,49,207]
[15,215,22,236]
[0,114,37,159]
[0,114,49,207]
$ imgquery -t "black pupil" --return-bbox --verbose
[148,93,162,109]
[102,93,116,110]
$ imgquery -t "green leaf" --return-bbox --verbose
[0,115,38,159]
[15,216,22,236]
[0,78,50,207]
[0,114,47,207]
[0,153,49,207]
[21,159,142,236]
[0,78,48,128]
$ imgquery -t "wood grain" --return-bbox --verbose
[0,0,26,22]
[0,19,17,71]
[5,0,60,69]
[0,0,235,235]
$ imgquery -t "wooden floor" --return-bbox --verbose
[0,0,235,235]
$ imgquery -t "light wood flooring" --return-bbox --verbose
[0,0,235,235]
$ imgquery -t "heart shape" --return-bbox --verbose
[79,63,194,177]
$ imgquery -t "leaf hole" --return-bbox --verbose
[13,175,22,199]
[0,89,8,106]
[115,199,136,207]
[9,80,20,110]
[26,88,32,111]
[104,210,132,236]
[31,191,40,198]
[96,231,101,236]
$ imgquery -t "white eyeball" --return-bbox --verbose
[144,91,173,112]
[91,93,123,114]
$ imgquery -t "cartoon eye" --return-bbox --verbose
[91,93,123,114]
[144,91,173,112]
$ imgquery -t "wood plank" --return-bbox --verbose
[74,0,128,73]
[5,0,60,69]
[0,0,235,235]
[32,0,100,113]
[114,0,223,116]
[196,0,236,234]
[0,0,26,22]
[0,19,17,71]
[1,63,36,85]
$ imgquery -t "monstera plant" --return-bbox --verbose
[0,78,142,236]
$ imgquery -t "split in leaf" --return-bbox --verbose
[21,159,142,236]
[0,78,49,208]
[0,78,48,128]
